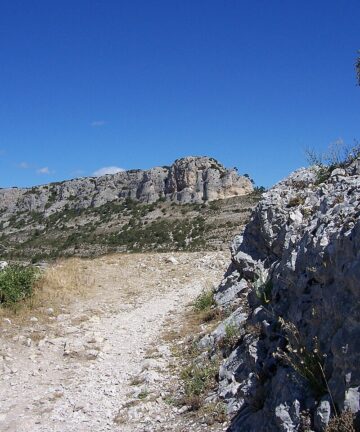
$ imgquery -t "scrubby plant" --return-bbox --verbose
[0,265,38,305]
[180,357,220,410]
[275,318,330,400]
[253,268,272,305]
[325,410,356,432]
[287,196,305,208]
[306,140,360,184]
[218,322,242,352]
[193,289,215,312]
[200,401,228,425]
[253,186,266,194]
[301,207,313,218]
[137,390,149,400]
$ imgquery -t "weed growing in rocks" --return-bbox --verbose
[200,401,228,425]
[287,196,305,208]
[193,289,215,312]
[130,376,144,386]
[306,140,360,184]
[253,268,272,305]
[325,410,356,432]
[138,390,149,400]
[218,323,242,353]
[275,318,329,399]
[0,265,38,306]
[180,357,220,410]
[192,289,224,323]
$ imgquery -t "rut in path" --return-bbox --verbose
[0,252,228,432]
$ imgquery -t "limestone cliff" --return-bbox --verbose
[0,156,252,217]
[0,156,255,260]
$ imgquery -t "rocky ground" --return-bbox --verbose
[0,252,229,432]
[201,160,360,431]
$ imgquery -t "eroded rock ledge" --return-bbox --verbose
[208,160,360,431]
[0,156,253,217]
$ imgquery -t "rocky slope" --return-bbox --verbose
[0,157,256,261]
[0,156,252,214]
[204,159,360,431]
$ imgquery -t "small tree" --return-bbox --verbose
[356,50,360,86]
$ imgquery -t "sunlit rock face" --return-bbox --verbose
[0,156,253,216]
[209,159,360,431]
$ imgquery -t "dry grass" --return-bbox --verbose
[0,258,95,324]
[35,258,93,302]
[162,307,220,352]
[325,411,356,432]
[199,401,227,425]
[159,298,226,417]
[129,376,145,386]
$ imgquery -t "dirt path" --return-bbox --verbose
[0,252,228,432]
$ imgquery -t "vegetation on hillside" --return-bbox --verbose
[0,193,262,262]
[306,139,360,184]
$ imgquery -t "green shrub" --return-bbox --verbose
[137,390,149,400]
[193,289,215,312]
[0,265,38,305]
[218,323,242,352]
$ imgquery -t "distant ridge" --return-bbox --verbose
[0,156,257,261]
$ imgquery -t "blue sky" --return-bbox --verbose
[0,0,359,188]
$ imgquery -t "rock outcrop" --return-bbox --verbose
[208,160,360,431]
[0,156,253,217]
[0,156,255,260]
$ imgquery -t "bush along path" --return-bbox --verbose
[0,265,38,306]
[0,252,230,432]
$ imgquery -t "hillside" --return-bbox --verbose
[0,156,258,261]
[1,158,360,432]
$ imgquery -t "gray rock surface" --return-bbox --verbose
[209,162,360,431]
[0,156,253,217]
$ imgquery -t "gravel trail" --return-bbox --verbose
[0,252,228,432]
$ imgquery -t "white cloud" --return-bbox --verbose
[37,167,51,175]
[18,162,29,169]
[92,166,125,177]
[71,169,85,177]
[91,120,106,127]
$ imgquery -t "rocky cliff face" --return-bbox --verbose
[0,156,255,260]
[0,157,253,217]
[206,160,360,431]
